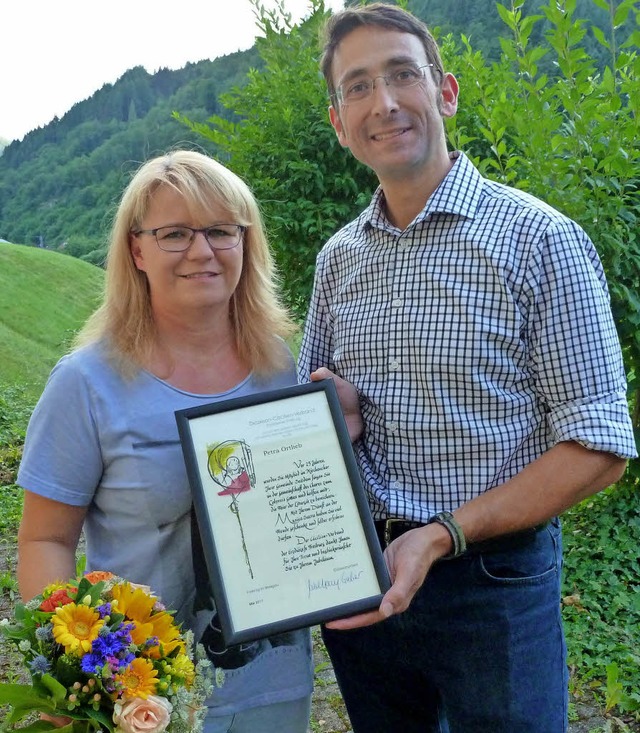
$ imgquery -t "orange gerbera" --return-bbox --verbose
[84,570,115,584]
[115,657,159,699]
[51,603,103,655]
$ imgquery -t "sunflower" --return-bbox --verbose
[115,657,159,699]
[51,603,104,655]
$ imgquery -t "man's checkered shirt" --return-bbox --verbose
[298,152,637,522]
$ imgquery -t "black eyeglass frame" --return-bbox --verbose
[131,224,246,252]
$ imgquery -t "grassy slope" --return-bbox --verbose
[0,242,104,400]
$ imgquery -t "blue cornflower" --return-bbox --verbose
[28,655,51,674]
[116,651,135,668]
[93,632,127,658]
[81,653,104,674]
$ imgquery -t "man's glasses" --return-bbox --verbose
[335,63,435,105]
[131,224,246,252]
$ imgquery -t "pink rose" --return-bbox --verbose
[113,696,172,733]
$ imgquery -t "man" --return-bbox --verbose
[297,4,637,732]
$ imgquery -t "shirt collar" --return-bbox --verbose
[362,151,483,232]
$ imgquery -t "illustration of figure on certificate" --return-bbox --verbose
[207,440,256,578]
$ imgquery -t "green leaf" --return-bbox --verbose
[0,682,53,708]
[613,1,632,27]
[85,707,115,732]
[621,29,640,48]
[39,673,68,702]
[591,26,609,50]
[496,3,517,31]
[74,576,108,604]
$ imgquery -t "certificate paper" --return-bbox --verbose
[175,379,390,645]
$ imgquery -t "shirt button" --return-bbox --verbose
[387,421,398,432]
[391,298,402,308]
[389,360,400,371]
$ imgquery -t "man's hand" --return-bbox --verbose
[310,367,363,442]
[325,523,452,630]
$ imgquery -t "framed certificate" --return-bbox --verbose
[175,379,390,646]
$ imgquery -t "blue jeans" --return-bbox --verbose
[322,518,568,732]
[204,696,311,733]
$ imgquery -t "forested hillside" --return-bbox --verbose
[0,47,260,262]
[0,0,630,266]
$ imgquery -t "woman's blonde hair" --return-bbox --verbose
[76,150,296,376]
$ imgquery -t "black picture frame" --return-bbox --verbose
[175,379,390,646]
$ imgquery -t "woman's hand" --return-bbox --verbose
[310,368,363,442]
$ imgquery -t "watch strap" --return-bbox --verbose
[427,511,467,559]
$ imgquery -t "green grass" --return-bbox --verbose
[0,242,103,401]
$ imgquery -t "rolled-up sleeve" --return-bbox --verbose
[528,217,637,458]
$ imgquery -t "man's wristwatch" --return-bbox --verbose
[426,511,467,559]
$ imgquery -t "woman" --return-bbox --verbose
[16,150,313,732]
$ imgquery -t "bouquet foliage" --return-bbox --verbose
[0,565,216,733]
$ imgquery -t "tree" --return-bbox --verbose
[176,0,377,317]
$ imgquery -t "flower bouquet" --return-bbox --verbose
[0,566,217,732]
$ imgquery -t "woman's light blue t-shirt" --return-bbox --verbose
[17,341,313,717]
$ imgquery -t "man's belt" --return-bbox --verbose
[374,517,548,555]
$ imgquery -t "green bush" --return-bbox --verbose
[446,0,640,469]
[563,485,640,713]
[0,384,32,446]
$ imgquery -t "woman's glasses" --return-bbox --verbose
[132,224,245,252]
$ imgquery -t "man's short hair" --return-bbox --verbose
[320,2,444,103]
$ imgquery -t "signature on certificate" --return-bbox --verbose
[307,568,364,598]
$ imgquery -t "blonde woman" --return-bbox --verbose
[17,150,314,732]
